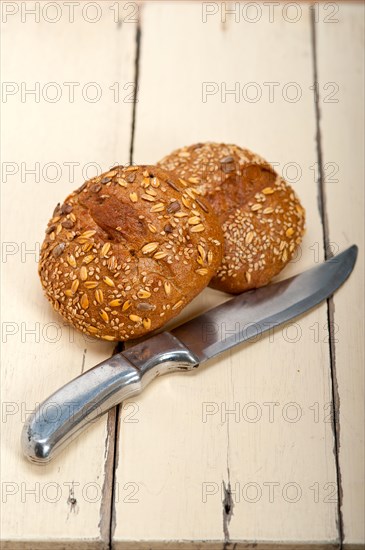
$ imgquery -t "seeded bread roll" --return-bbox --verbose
[158,143,305,294]
[39,165,223,341]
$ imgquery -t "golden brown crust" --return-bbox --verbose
[158,143,305,294]
[39,165,223,341]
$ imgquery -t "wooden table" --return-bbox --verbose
[1,2,364,548]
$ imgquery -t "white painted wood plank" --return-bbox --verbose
[316,4,365,547]
[1,4,136,547]
[113,3,338,547]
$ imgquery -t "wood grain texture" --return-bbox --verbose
[315,3,365,547]
[0,3,136,547]
[112,3,340,547]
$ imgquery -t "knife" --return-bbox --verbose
[21,245,358,464]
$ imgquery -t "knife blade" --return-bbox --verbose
[21,245,358,464]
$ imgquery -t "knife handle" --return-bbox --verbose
[21,332,199,464]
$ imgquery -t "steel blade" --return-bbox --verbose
[171,245,358,362]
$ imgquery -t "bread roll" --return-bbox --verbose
[158,143,305,294]
[39,165,223,340]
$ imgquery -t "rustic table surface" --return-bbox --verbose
[1,2,364,548]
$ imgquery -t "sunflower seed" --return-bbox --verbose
[61,203,73,215]
[164,224,173,233]
[167,201,181,214]
[137,303,155,311]
[62,220,74,229]
[52,243,65,257]
[90,183,102,193]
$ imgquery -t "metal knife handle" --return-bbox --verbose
[21,333,199,464]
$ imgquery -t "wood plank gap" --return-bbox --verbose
[129,21,142,165]
[103,342,125,550]
[310,6,343,548]
[109,18,142,545]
